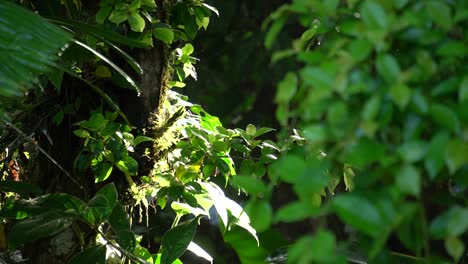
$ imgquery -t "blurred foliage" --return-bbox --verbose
[239,0,468,263]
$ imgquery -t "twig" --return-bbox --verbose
[2,120,83,189]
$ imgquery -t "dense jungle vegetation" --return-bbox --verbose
[0,0,467,263]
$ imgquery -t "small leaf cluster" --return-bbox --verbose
[74,112,152,183]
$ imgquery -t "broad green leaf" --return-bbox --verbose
[128,12,145,32]
[109,204,130,232]
[255,127,275,138]
[426,1,452,30]
[134,136,153,146]
[245,200,273,232]
[398,141,426,163]
[275,201,319,223]
[116,156,139,175]
[96,6,112,24]
[425,132,450,179]
[154,27,174,44]
[287,232,344,264]
[445,139,468,174]
[246,124,257,136]
[348,39,372,62]
[8,211,74,248]
[142,0,156,9]
[390,84,411,110]
[459,76,468,102]
[445,237,464,262]
[69,245,106,264]
[430,104,461,133]
[376,54,400,84]
[0,1,71,96]
[360,1,388,30]
[272,154,306,183]
[232,176,267,196]
[95,65,112,78]
[275,72,297,103]
[332,194,384,237]
[0,181,42,196]
[265,17,286,49]
[223,226,268,264]
[430,207,468,238]
[396,164,421,197]
[116,229,136,251]
[160,217,199,264]
[300,67,334,90]
[93,162,113,183]
[201,182,228,227]
[108,9,128,24]
[345,138,385,169]
[361,95,381,121]
[86,183,118,224]
[182,44,194,56]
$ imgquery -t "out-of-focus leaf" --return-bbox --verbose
[245,200,273,232]
[0,1,71,96]
[0,181,43,196]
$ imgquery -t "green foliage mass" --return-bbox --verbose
[1,0,468,263]
[258,0,468,263]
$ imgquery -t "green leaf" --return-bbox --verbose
[396,164,421,197]
[232,176,266,196]
[142,0,156,9]
[154,27,174,44]
[134,136,153,146]
[376,54,400,84]
[95,65,112,78]
[116,229,136,251]
[202,3,219,16]
[459,75,468,102]
[116,156,139,175]
[86,183,118,224]
[160,217,199,264]
[8,211,74,248]
[69,245,106,264]
[430,207,468,238]
[0,181,42,196]
[275,72,297,103]
[360,1,388,30]
[265,17,286,49]
[245,200,273,232]
[96,6,112,24]
[108,9,128,24]
[332,194,384,237]
[430,104,461,133]
[345,138,385,169]
[93,162,113,183]
[272,154,306,183]
[348,39,372,62]
[246,124,257,136]
[426,1,452,30]
[445,237,464,262]
[425,132,450,179]
[445,139,468,174]
[398,141,426,163]
[390,84,411,110]
[128,12,145,32]
[300,67,334,90]
[275,201,319,223]
[109,203,131,232]
[182,44,194,56]
[0,1,71,96]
